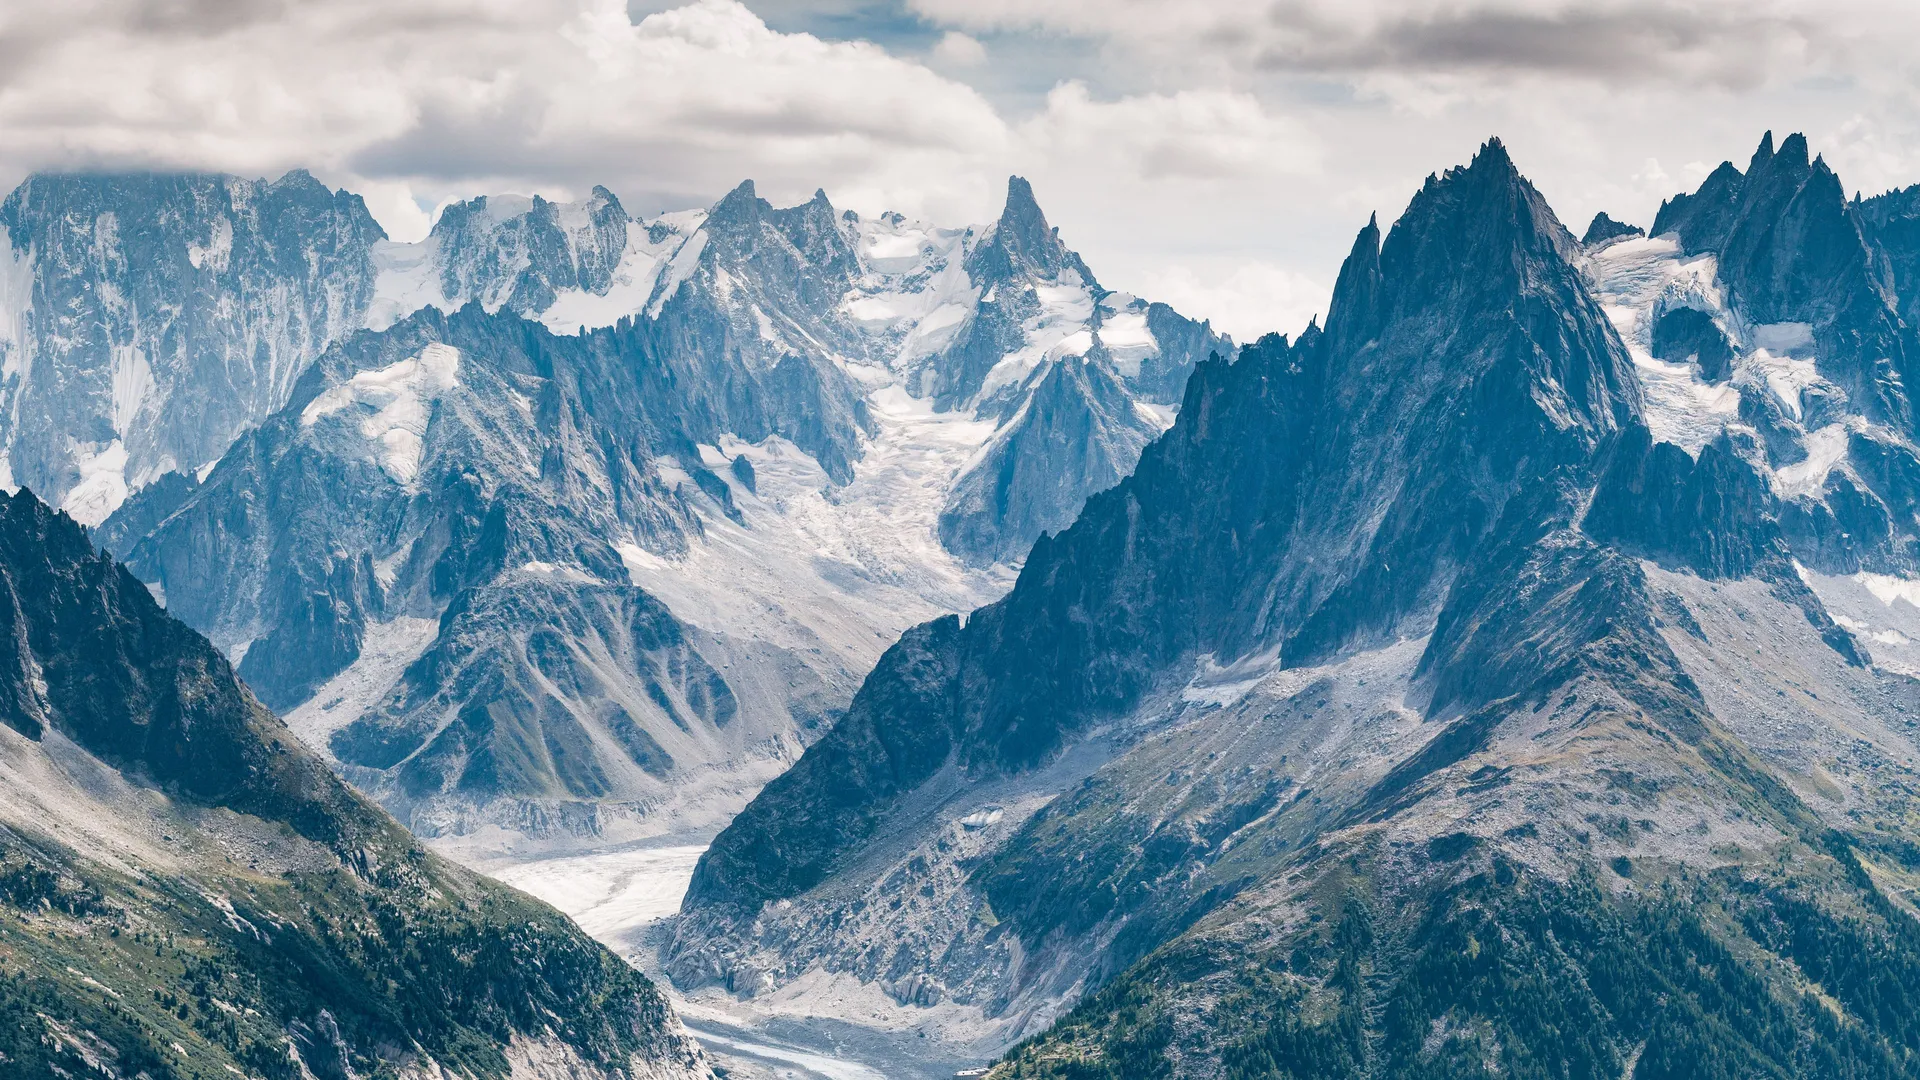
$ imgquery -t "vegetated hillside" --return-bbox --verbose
[0,488,706,1080]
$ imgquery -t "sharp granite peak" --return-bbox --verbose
[663,135,1920,1078]
[0,486,708,1080]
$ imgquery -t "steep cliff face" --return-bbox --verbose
[0,163,1223,581]
[0,171,385,524]
[936,353,1162,566]
[665,137,1920,1077]
[0,488,707,1080]
[1589,134,1920,582]
[914,177,1230,564]
[1859,181,1920,326]
[1652,131,1915,432]
[640,181,877,485]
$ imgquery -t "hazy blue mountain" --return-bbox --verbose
[0,172,385,524]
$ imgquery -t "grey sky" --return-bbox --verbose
[1,0,1915,339]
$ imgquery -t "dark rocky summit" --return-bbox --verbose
[687,137,1644,908]
[1655,131,1916,432]
[1649,306,1735,380]
[1581,210,1644,245]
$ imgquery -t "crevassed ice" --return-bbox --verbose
[1583,235,1739,453]
[1098,294,1157,378]
[302,342,461,486]
[1751,321,1814,355]
[59,441,130,527]
[1772,422,1854,498]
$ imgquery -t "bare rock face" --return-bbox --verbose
[937,352,1161,566]
[78,170,1226,852]
[0,171,386,523]
[686,136,1642,912]
[1655,131,1916,431]
[1581,210,1644,245]
[104,305,841,847]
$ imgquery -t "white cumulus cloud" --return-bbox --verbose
[4,0,1920,343]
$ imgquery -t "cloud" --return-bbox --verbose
[0,0,1010,231]
[4,0,1920,346]
[901,0,1868,89]
[1124,260,1332,344]
[1018,82,1319,182]
[0,0,1334,339]
[931,30,986,67]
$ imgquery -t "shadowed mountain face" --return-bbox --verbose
[936,353,1161,567]
[100,306,847,850]
[666,138,1920,1077]
[1654,132,1917,432]
[0,488,374,842]
[0,488,706,1080]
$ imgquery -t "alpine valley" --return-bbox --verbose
[18,124,1920,1080]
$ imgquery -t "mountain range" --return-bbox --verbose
[664,135,1920,1077]
[0,169,1234,855]
[15,124,1920,1080]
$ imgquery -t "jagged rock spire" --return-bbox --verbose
[1582,212,1645,245]
[689,139,1647,913]
[964,175,1098,289]
[1325,212,1384,356]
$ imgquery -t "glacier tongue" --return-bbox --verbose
[624,389,1014,671]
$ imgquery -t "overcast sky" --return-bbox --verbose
[3,0,1918,339]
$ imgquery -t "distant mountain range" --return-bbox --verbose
[0,166,1226,854]
[667,134,1920,1076]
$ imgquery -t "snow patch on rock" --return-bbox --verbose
[301,342,461,485]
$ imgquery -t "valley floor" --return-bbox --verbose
[485,841,985,1080]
